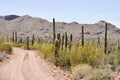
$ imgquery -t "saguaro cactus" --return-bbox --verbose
[27,36,29,49]
[69,34,73,50]
[54,39,59,66]
[6,35,9,42]
[12,32,14,42]
[19,37,22,43]
[65,32,68,48]
[38,38,40,44]
[57,33,61,49]
[97,36,100,46]
[32,34,35,45]
[53,18,56,44]
[104,23,107,54]
[61,34,64,50]
[82,26,84,46]
[15,32,17,42]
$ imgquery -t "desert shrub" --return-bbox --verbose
[111,48,120,71]
[9,42,23,48]
[113,48,120,65]
[103,48,120,71]
[71,64,92,79]
[69,44,104,67]
[57,49,71,69]
[71,64,112,80]
[89,68,112,80]
[40,44,55,60]
[21,43,28,49]
[38,43,105,68]
[29,42,40,50]
[107,43,116,54]
[0,44,12,54]
[115,65,120,71]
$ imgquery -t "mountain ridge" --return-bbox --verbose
[0,15,119,40]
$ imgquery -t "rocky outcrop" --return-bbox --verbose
[4,15,20,20]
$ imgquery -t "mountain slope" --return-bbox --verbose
[0,15,119,40]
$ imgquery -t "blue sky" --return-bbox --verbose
[0,0,120,28]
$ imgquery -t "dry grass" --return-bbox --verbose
[71,64,92,79]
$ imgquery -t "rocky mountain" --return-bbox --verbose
[0,15,119,41]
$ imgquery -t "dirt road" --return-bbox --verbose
[0,48,56,80]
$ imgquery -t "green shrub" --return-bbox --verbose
[29,42,40,50]
[0,44,12,54]
[9,42,23,48]
[21,43,28,49]
[70,44,104,67]
[40,44,55,61]
[113,49,120,65]
[57,49,71,69]
[103,48,120,71]
[38,43,105,68]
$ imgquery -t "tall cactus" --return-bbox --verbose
[40,38,43,44]
[19,37,22,43]
[69,34,73,50]
[104,23,107,54]
[32,34,35,45]
[12,32,14,42]
[54,39,59,66]
[6,35,9,42]
[61,34,64,50]
[15,32,17,42]
[57,33,61,49]
[65,32,68,49]
[53,18,56,44]
[82,26,84,46]
[27,36,29,49]
[97,36,100,46]
[38,38,40,44]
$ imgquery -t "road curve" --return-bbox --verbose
[0,48,55,80]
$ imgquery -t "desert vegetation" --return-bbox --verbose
[0,18,120,80]
[0,35,12,62]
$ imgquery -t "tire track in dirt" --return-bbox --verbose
[0,48,55,80]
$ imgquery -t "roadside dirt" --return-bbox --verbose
[0,48,73,80]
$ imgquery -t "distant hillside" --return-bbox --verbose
[0,15,119,40]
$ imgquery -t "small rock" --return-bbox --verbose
[0,55,4,62]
